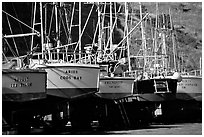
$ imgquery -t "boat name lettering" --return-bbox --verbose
[13,77,29,82]
[65,70,78,74]
[109,85,120,88]
[10,82,32,88]
[60,75,82,80]
[104,81,123,84]
[178,83,197,86]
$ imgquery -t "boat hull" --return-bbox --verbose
[134,78,178,101]
[177,76,202,101]
[96,77,135,99]
[2,69,47,102]
[35,63,100,99]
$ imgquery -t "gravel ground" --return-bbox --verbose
[11,122,201,135]
[59,123,202,135]
[102,123,202,135]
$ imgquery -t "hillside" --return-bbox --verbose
[143,2,202,71]
[120,2,202,71]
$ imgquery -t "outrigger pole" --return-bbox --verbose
[3,33,38,38]
[2,10,40,35]
[106,12,149,58]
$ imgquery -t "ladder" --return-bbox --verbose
[115,99,130,128]
[154,79,170,93]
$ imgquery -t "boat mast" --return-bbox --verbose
[139,2,147,72]
[125,2,131,72]
[169,8,177,71]
[154,3,158,73]
[79,2,82,60]
[97,2,102,60]
[31,2,37,51]
[40,2,44,59]
[110,2,113,49]
[54,2,60,60]
[161,12,167,74]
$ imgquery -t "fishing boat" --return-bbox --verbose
[97,63,134,99]
[3,2,100,131]
[91,2,154,129]
[177,70,202,101]
[175,69,202,122]
[92,2,135,100]
[29,2,100,99]
[176,57,202,101]
[2,67,46,102]
[31,61,99,99]
[2,7,47,133]
[2,62,47,134]
[123,3,182,123]
[27,2,100,129]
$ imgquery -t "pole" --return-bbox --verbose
[139,2,146,72]
[125,2,131,72]
[40,2,44,59]
[79,2,82,60]
[31,2,37,50]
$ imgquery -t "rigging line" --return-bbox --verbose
[2,10,40,35]
[101,2,106,34]
[3,37,18,57]
[12,3,29,51]
[91,19,99,47]
[85,32,93,41]
[48,5,55,38]
[6,13,19,56]
[2,52,9,63]
[107,13,149,58]
[103,5,122,55]
[74,4,95,53]
[31,2,36,50]
[69,2,75,36]
[58,7,69,41]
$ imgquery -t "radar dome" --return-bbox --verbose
[172,72,182,82]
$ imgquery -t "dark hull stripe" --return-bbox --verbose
[132,93,176,102]
[95,93,176,101]
[176,93,202,101]
[2,93,46,102]
[95,93,132,100]
[47,88,99,99]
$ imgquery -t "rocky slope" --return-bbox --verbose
[142,2,202,71]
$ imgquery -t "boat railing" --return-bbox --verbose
[30,50,98,65]
[124,70,140,79]
[181,69,202,76]
[189,70,202,76]
[124,69,174,80]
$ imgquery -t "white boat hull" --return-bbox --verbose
[2,69,47,102]
[97,77,135,99]
[34,63,100,99]
[177,75,202,101]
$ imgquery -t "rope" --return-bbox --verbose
[6,13,19,56]
[48,6,55,38]
[3,37,18,57]
[2,10,40,34]
[74,4,95,53]
[12,3,29,51]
